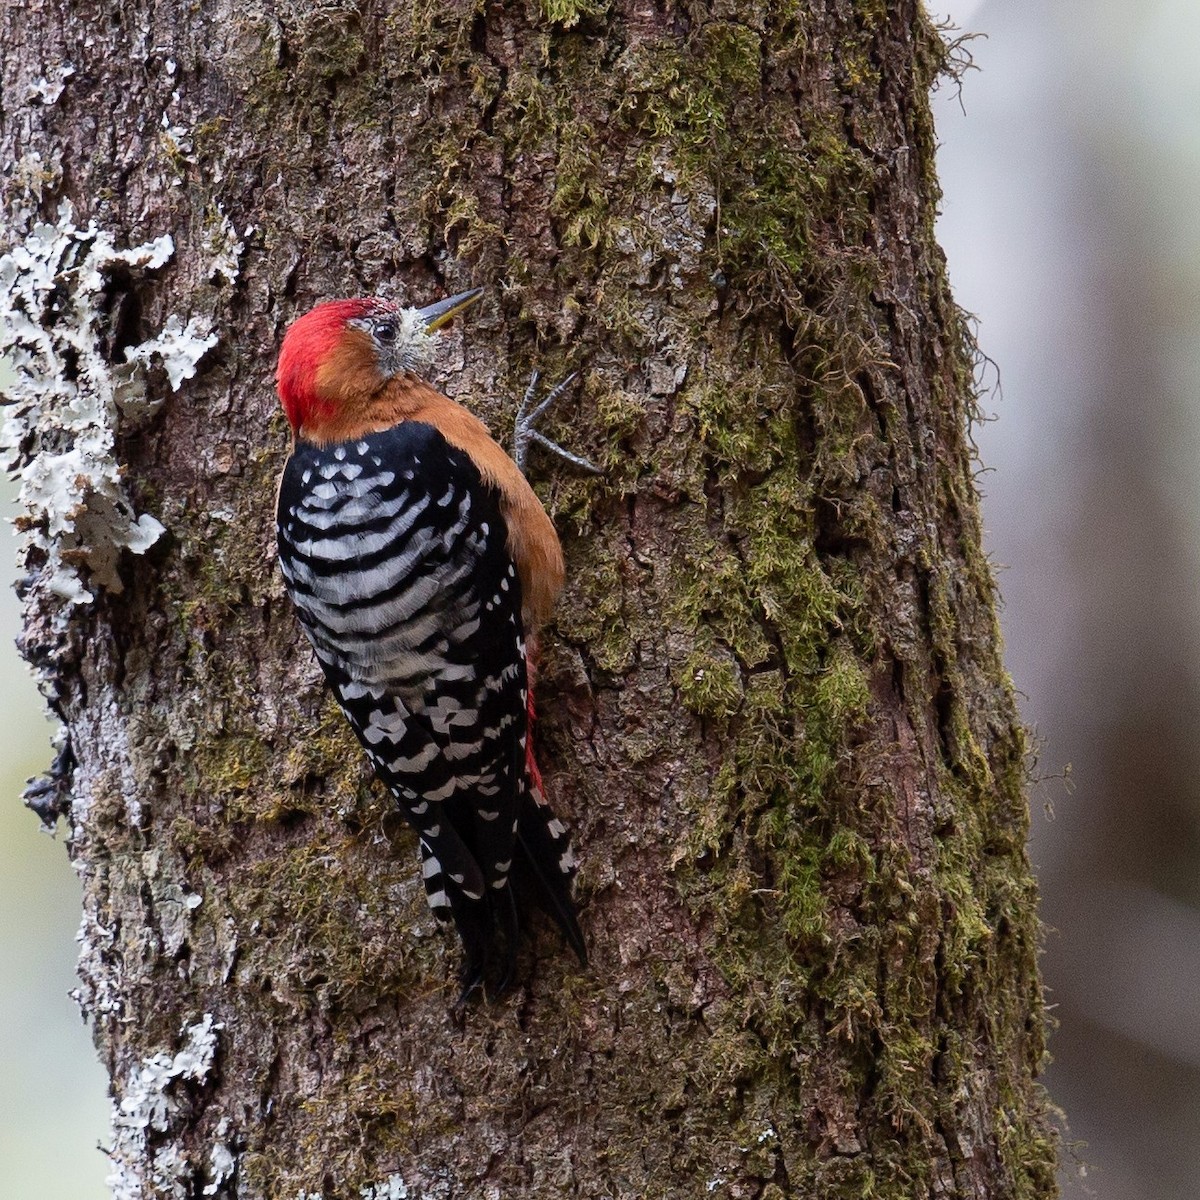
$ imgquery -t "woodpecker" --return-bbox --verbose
[274,288,587,998]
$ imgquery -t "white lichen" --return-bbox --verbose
[125,314,218,390]
[202,1119,236,1196]
[160,90,195,168]
[29,62,75,105]
[0,192,216,608]
[73,905,122,1019]
[298,1173,431,1200]
[360,1176,410,1200]
[106,1014,223,1200]
[200,208,244,286]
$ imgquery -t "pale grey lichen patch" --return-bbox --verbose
[160,90,197,172]
[107,1014,223,1200]
[125,315,219,391]
[201,208,245,286]
[29,62,75,105]
[360,1177,411,1200]
[73,900,119,1020]
[140,845,206,955]
[0,193,216,608]
[202,1119,236,1197]
[292,1172,433,1200]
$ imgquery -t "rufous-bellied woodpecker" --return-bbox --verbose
[274,288,587,1000]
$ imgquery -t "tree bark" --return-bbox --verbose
[1,2,1057,1197]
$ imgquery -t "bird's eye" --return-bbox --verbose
[375,321,397,344]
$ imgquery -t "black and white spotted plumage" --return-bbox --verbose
[276,422,583,988]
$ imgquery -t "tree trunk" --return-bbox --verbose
[1,2,1057,1197]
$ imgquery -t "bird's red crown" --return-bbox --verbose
[275,298,379,434]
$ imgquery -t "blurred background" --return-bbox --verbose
[934,0,1200,1196]
[3,0,1197,1194]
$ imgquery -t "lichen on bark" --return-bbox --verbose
[1,1,1056,1197]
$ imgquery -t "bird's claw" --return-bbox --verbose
[513,370,601,476]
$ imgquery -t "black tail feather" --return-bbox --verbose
[492,884,521,994]
[445,887,491,997]
[414,770,585,999]
[514,787,587,965]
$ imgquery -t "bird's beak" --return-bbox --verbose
[416,288,484,331]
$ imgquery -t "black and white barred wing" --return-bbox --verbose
[275,424,528,917]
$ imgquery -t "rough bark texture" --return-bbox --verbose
[2,1,1057,1197]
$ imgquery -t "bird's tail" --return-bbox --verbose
[421,658,586,1000]
[514,684,587,965]
[514,783,587,964]
[417,836,519,1001]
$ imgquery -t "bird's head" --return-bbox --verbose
[276,288,483,441]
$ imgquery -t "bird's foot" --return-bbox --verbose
[513,370,601,476]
